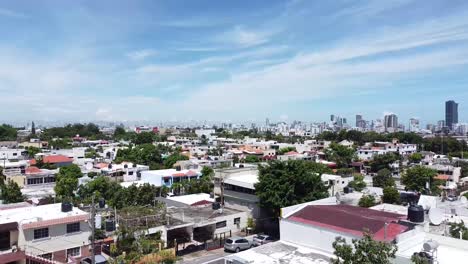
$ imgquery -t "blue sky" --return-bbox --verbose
[1,0,468,125]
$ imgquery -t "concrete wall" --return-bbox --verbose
[19,221,91,258]
[213,211,248,235]
[280,218,358,253]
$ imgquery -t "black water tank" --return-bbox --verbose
[212,202,221,210]
[98,198,106,208]
[105,219,116,232]
[344,186,353,194]
[124,164,128,169]
[408,204,424,223]
[61,202,73,212]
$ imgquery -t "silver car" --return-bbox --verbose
[224,237,252,252]
[253,235,274,246]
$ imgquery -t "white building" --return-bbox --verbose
[0,148,24,161]
[0,203,91,263]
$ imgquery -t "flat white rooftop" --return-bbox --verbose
[0,203,87,225]
[167,193,214,206]
[224,173,259,190]
[225,240,332,264]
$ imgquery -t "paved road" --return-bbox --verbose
[177,247,232,264]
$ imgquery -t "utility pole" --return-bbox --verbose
[90,195,96,264]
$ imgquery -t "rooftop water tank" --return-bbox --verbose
[408,204,424,223]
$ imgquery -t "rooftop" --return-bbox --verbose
[30,155,73,165]
[167,193,214,206]
[224,173,259,190]
[0,203,88,229]
[225,240,332,264]
[287,204,408,241]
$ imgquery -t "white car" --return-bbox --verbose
[252,235,275,246]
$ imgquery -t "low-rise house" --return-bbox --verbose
[357,140,417,161]
[0,203,91,263]
[122,168,201,188]
[30,155,73,168]
[0,147,25,161]
[0,160,28,176]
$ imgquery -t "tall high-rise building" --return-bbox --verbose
[356,115,362,127]
[265,118,270,127]
[445,100,458,130]
[330,114,335,122]
[409,118,420,132]
[384,114,398,132]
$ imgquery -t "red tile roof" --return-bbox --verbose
[288,205,407,241]
[285,151,299,155]
[186,170,199,177]
[30,155,73,165]
[435,174,450,181]
[172,172,186,177]
[26,166,42,174]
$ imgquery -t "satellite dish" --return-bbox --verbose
[419,197,431,211]
[429,208,444,226]
[461,196,467,204]
[85,162,93,170]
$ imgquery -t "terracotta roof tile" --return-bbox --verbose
[30,155,73,165]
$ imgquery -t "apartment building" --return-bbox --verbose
[0,203,91,264]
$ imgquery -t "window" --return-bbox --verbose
[0,231,9,250]
[215,221,227,229]
[34,228,49,239]
[67,247,81,258]
[66,222,80,233]
[27,178,44,185]
[44,177,56,183]
[128,171,134,175]
[13,153,17,156]
[40,253,53,260]
[234,217,241,225]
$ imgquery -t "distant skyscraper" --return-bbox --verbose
[409,118,419,132]
[445,100,458,130]
[265,118,270,127]
[356,115,362,127]
[384,114,398,132]
[330,114,335,122]
[437,120,446,132]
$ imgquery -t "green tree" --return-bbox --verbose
[277,146,297,155]
[325,142,356,168]
[358,195,376,208]
[54,164,83,199]
[1,180,25,204]
[255,160,331,215]
[113,126,127,140]
[449,220,468,240]
[332,232,398,264]
[26,147,41,158]
[164,153,189,169]
[0,124,17,141]
[408,153,423,164]
[244,155,260,163]
[373,169,395,188]
[348,174,366,191]
[369,153,399,172]
[383,186,400,204]
[132,132,155,145]
[401,166,438,194]
[201,166,214,178]
[115,144,164,169]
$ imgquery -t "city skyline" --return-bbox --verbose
[1,1,468,122]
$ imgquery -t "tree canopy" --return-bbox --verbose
[383,185,400,204]
[255,160,331,215]
[348,175,367,191]
[372,169,395,188]
[0,180,24,204]
[369,153,399,172]
[0,124,17,141]
[332,232,398,264]
[41,123,105,140]
[325,142,356,168]
[401,166,439,194]
[54,164,83,199]
[358,195,376,208]
[277,146,296,155]
[115,144,164,170]
[163,153,189,169]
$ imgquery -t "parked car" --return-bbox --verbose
[252,235,275,246]
[224,237,252,252]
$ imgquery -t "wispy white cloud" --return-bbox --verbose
[333,0,414,19]
[126,49,157,60]
[214,26,280,48]
[0,8,28,19]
